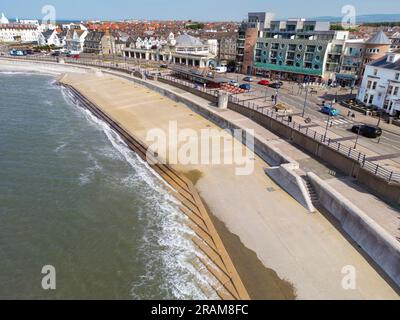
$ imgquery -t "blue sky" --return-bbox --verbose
[1,0,399,21]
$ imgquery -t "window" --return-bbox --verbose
[373,69,378,76]
[368,95,374,104]
[367,80,372,89]
[388,85,394,95]
[395,73,400,81]
[372,82,377,90]
[394,87,399,96]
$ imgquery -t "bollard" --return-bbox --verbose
[218,91,229,110]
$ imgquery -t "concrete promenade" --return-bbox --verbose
[59,69,399,299]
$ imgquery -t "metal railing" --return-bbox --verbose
[158,74,400,184]
[2,55,399,183]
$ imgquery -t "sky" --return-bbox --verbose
[1,0,399,21]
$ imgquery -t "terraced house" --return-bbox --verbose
[83,30,116,55]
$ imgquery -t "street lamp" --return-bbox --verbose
[302,84,309,118]
[354,125,362,149]
[323,100,334,142]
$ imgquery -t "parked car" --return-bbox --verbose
[10,49,26,56]
[51,51,60,57]
[258,79,270,86]
[228,80,239,87]
[243,76,254,82]
[268,82,282,89]
[71,54,80,59]
[321,105,340,116]
[351,124,382,138]
[239,83,251,91]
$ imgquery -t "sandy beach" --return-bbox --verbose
[1,59,398,299]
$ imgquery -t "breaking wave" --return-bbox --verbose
[61,86,220,300]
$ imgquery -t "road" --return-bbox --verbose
[221,72,400,164]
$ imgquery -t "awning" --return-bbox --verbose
[335,73,356,80]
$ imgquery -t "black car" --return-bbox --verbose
[351,124,382,138]
[268,82,282,89]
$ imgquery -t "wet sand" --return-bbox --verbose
[206,203,296,300]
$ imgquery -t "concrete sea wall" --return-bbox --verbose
[307,172,400,288]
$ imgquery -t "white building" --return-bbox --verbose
[357,51,400,117]
[207,39,219,55]
[38,29,62,47]
[0,24,39,43]
[65,29,88,54]
[124,33,216,68]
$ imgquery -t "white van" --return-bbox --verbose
[215,66,227,73]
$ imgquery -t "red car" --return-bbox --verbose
[258,79,270,86]
[71,54,80,59]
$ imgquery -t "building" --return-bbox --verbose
[357,51,400,117]
[337,32,391,86]
[38,29,62,47]
[390,32,400,52]
[336,39,365,86]
[236,12,272,74]
[218,34,237,64]
[362,31,392,67]
[0,13,39,43]
[252,17,350,82]
[207,39,219,56]
[65,28,88,54]
[84,30,116,55]
[123,33,216,68]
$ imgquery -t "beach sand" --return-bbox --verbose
[58,70,399,299]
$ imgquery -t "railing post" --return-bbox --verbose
[389,171,393,183]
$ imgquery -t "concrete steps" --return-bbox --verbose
[303,177,319,206]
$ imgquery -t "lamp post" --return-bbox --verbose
[354,125,362,149]
[323,100,334,142]
[302,84,309,118]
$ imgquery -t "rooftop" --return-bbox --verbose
[175,34,203,47]
[369,53,400,71]
[366,30,391,45]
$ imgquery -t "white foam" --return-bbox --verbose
[60,86,220,300]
